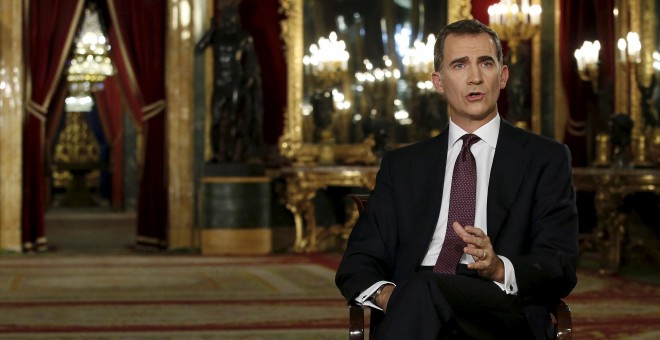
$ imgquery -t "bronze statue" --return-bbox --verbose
[195,6,263,163]
[609,112,633,167]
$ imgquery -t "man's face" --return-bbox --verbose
[431,33,508,130]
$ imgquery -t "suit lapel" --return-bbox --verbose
[411,131,448,263]
[487,121,530,242]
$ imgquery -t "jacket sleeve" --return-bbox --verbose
[511,144,579,303]
[335,153,399,301]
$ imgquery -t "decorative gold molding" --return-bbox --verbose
[278,0,304,161]
[280,166,378,252]
[201,176,271,183]
[448,0,473,23]
[0,0,24,252]
[614,0,647,138]
[638,0,656,137]
[204,0,214,161]
[573,167,660,273]
[639,1,655,89]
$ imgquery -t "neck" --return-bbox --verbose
[450,113,497,133]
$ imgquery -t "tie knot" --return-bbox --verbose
[461,134,480,149]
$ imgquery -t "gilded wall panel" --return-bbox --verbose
[0,0,24,252]
[166,0,196,249]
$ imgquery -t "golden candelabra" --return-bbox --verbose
[53,112,100,168]
[616,32,655,167]
[52,111,101,203]
[402,34,435,87]
[355,57,401,125]
[303,31,349,88]
[593,133,612,167]
[574,40,601,92]
[617,32,642,118]
[301,31,353,161]
[488,0,541,64]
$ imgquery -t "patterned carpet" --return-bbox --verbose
[566,267,660,339]
[0,254,347,339]
[0,208,653,338]
[0,252,658,339]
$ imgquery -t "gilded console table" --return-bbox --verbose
[572,167,660,274]
[279,166,378,252]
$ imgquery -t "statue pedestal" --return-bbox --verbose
[199,164,271,255]
[204,163,265,177]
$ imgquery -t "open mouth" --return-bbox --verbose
[466,92,484,101]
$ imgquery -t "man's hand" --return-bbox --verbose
[375,284,395,313]
[452,222,505,283]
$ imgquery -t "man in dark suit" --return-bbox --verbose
[336,19,578,339]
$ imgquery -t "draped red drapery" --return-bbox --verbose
[23,0,85,251]
[239,0,287,146]
[94,75,124,211]
[106,0,167,247]
[45,82,69,178]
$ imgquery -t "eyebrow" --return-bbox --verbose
[448,55,496,66]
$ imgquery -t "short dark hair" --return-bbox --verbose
[433,19,503,71]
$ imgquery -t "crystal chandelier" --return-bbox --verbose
[488,0,542,64]
[66,3,114,109]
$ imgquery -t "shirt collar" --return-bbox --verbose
[448,114,500,151]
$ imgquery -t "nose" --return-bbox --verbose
[467,66,483,85]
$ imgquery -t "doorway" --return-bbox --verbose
[44,0,137,254]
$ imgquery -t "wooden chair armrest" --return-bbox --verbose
[553,299,572,340]
[348,301,365,340]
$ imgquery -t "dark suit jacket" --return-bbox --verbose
[336,119,579,339]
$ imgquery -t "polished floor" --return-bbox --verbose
[45,205,137,254]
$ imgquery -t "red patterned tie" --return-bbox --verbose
[434,134,480,274]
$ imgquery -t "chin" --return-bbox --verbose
[465,110,495,121]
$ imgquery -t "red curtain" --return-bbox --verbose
[106,0,167,247]
[94,75,124,211]
[44,81,71,210]
[239,0,286,146]
[592,0,616,134]
[45,82,69,177]
[23,0,85,251]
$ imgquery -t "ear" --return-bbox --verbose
[499,65,509,89]
[432,71,445,95]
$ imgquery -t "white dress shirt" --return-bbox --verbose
[420,114,518,295]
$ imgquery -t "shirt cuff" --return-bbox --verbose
[355,280,395,311]
[494,255,518,295]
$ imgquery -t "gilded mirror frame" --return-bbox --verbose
[615,0,656,138]
[278,0,473,165]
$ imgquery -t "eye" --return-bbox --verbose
[452,63,466,69]
[481,60,494,67]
